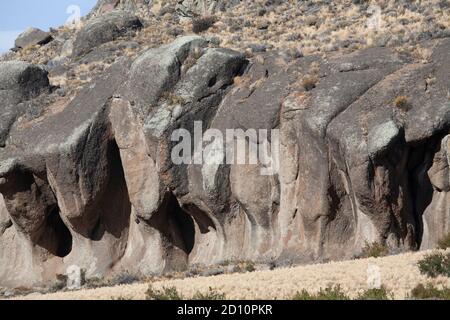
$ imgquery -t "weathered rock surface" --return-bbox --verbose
[0,30,449,287]
[14,28,53,49]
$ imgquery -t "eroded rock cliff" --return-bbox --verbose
[0,2,449,287]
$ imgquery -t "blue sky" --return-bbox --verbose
[0,0,97,53]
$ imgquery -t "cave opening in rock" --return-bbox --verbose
[408,134,447,248]
[1,169,74,258]
[90,139,132,242]
[47,206,72,258]
[152,193,196,255]
[41,204,73,258]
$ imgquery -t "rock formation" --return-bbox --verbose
[14,28,53,50]
[0,1,449,287]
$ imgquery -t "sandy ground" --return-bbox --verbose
[8,250,450,300]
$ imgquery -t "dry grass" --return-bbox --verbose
[3,0,450,71]
[302,76,318,91]
[394,95,411,111]
[6,249,450,300]
[192,16,217,34]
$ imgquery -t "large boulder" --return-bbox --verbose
[72,10,142,57]
[0,61,49,101]
[14,28,53,49]
[0,61,50,147]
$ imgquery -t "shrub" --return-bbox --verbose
[192,16,216,33]
[110,272,141,286]
[437,232,450,249]
[410,283,450,300]
[394,96,410,111]
[291,289,314,300]
[146,285,226,300]
[417,252,450,278]
[302,76,318,91]
[359,241,389,258]
[244,261,256,273]
[356,287,393,300]
[146,285,184,300]
[192,287,226,300]
[113,295,133,300]
[292,285,350,300]
[49,274,68,292]
[162,92,186,105]
[84,277,109,289]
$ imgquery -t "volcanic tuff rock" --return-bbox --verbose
[0,3,449,287]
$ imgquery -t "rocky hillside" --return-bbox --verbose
[0,0,449,288]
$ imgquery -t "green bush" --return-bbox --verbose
[113,296,133,300]
[410,284,450,300]
[146,285,226,300]
[84,276,109,289]
[244,261,256,273]
[146,286,184,300]
[192,287,226,300]
[292,285,350,300]
[356,287,393,300]
[437,233,450,250]
[417,252,450,278]
[291,289,314,300]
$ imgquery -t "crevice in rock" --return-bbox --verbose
[208,75,217,88]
